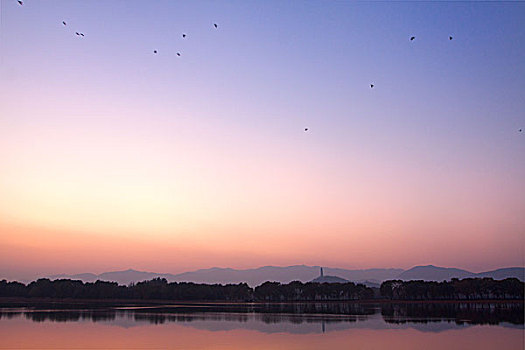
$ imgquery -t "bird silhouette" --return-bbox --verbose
[370,84,374,88]
[182,33,186,38]
[214,23,218,28]
[449,36,453,40]
[80,33,84,37]
[75,32,80,36]
[153,50,157,54]
[177,52,181,56]
[304,128,308,132]
[410,36,415,41]
[62,21,67,26]
[17,0,23,5]
[520,129,523,132]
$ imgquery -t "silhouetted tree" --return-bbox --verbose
[1,277,520,302]
[380,278,523,300]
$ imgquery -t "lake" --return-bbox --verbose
[0,301,523,349]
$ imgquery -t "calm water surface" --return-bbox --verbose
[0,302,522,349]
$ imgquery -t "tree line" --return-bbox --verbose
[0,278,251,301]
[0,278,371,301]
[254,281,373,301]
[380,278,524,300]
[0,277,522,301]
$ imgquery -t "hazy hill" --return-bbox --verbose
[50,269,175,286]
[398,265,474,281]
[47,265,524,286]
[171,266,403,287]
[172,265,319,286]
[397,265,525,282]
[323,267,403,283]
[49,265,402,286]
[54,272,98,282]
[475,267,525,281]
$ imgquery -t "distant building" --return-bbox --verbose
[311,267,349,284]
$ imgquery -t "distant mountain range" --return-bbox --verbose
[47,264,525,287]
[397,265,525,282]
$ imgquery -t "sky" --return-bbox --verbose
[0,0,524,281]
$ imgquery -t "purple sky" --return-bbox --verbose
[0,1,524,280]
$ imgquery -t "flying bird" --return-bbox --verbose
[214,23,218,28]
[17,0,23,5]
[304,128,308,132]
[75,32,80,36]
[449,36,453,40]
[370,84,374,88]
[410,36,415,41]
[182,33,186,38]
[520,129,523,132]
[177,52,181,56]
[153,50,157,54]
[80,33,84,37]
[62,21,67,26]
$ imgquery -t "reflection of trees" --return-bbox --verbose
[133,313,251,324]
[0,311,21,320]
[0,302,522,326]
[133,313,167,324]
[257,314,357,325]
[254,302,375,315]
[23,310,117,323]
[381,302,524,325]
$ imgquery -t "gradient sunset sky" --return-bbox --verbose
[1,1,524,281]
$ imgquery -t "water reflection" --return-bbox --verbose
[0,302,522,334]
[1,303,523,350]
[382,302,523,326]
